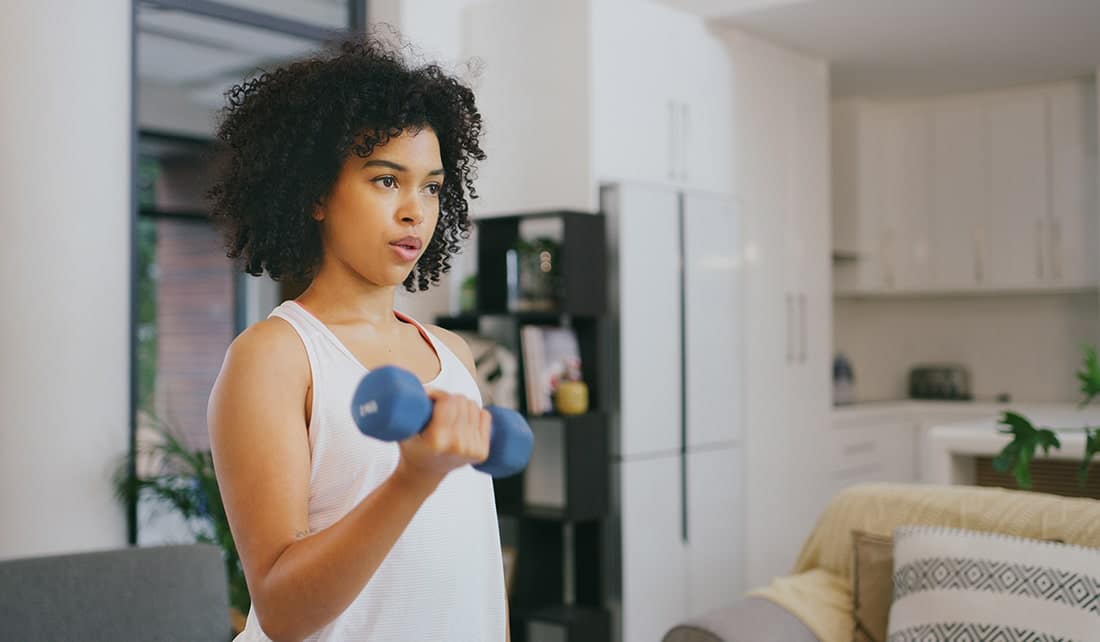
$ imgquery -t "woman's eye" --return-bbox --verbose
[425,183,441,196]
[375,176,397,188]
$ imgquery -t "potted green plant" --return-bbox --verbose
[993,346,1100,489]
[112,414,248,632]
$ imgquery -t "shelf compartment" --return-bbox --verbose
[476,211,607,316]
[511,604,611,642]
[495,411,609,522]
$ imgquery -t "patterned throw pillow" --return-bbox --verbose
[888,526,1100,642]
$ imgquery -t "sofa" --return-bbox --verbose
[0,543,232,641]
[663,482,1100,642]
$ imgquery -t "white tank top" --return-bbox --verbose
[234,300,507,642]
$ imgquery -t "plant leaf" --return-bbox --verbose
[999,411,1037,439]
[1081,428,1100,487]
[992,440,1020,474]
[1078,345,1100,407]
[1036,428,1061,455]
[996,411,1041,489]
[1014,445,1034,489]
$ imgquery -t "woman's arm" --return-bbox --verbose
[209,319,489,642]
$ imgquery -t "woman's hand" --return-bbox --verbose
[392,389,491,492]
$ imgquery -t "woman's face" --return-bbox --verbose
[313,125,444,287]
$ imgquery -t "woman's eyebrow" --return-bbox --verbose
[362,159,445,176]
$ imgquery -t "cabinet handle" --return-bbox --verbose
[882,228,895,288]
[668,101,677,181]
[681,102,690,182]
[799,293,807,363]
[786,293,794,364]
[973,226,984,283]
[843,441,877,456]
[1051,219,1063,280]
[1036,220,1045,280]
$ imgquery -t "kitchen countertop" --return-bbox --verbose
[832,399,1088,423]
[919,405,1100,483]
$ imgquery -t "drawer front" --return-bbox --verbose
[828,423,918,485]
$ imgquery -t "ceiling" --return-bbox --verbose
[659,0,1100,98]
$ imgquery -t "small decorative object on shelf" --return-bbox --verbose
[507,237,561,312]
[554,361,589,416]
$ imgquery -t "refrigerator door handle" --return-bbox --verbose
[679,197,688,544]
[668,101,678,181]
[785,293,794,364]
[799,293,807,364]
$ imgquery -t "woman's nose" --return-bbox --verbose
[396,192,425,226]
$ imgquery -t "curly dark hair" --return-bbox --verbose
[206,32,485,292]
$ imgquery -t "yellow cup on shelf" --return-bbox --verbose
[554,380,589,415]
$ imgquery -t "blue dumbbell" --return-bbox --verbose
[350,365,534,478]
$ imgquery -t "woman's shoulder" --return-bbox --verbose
[223,317,312,381]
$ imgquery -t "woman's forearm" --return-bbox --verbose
[252,468,440,642]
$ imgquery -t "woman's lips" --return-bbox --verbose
[390,243,419,262]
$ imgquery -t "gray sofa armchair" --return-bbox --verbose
[0,543,232,641]
[663,597,819,642]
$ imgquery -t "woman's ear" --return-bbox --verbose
[311,196,325,222]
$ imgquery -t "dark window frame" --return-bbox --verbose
[127,0,367,544]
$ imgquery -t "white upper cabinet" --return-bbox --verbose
[834,79,1098,295]
[463,0,735,215]
[988,90,1048,288]
[1047,82,1099,287]
[929,98,990,290]
[884,106,933,290]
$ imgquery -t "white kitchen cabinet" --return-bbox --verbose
[834,80,1098,296]
[930,97,990,289]
[988,91,1049,288]
[1047,82,1099,286]
[837,103,932,292]
[463,0,735,215]
[730,29,833,589]
[836,99,933,293]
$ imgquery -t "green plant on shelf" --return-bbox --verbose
[993,345,1100,490]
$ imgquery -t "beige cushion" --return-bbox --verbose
[851,530,893,642]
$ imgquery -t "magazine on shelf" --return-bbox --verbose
[520,325,582,416]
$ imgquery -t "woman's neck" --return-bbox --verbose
[295,261,400,331]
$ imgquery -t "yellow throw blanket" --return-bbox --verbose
[749,483,1100,642]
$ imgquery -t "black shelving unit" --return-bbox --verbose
[436,210,611,642]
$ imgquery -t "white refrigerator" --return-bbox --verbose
[602,182,746,642]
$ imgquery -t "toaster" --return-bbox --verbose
[908,364,972,401]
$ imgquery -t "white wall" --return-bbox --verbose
[0,0,131,559]
[834,292,1100,403]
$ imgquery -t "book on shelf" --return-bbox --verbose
[519,324,582,416]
